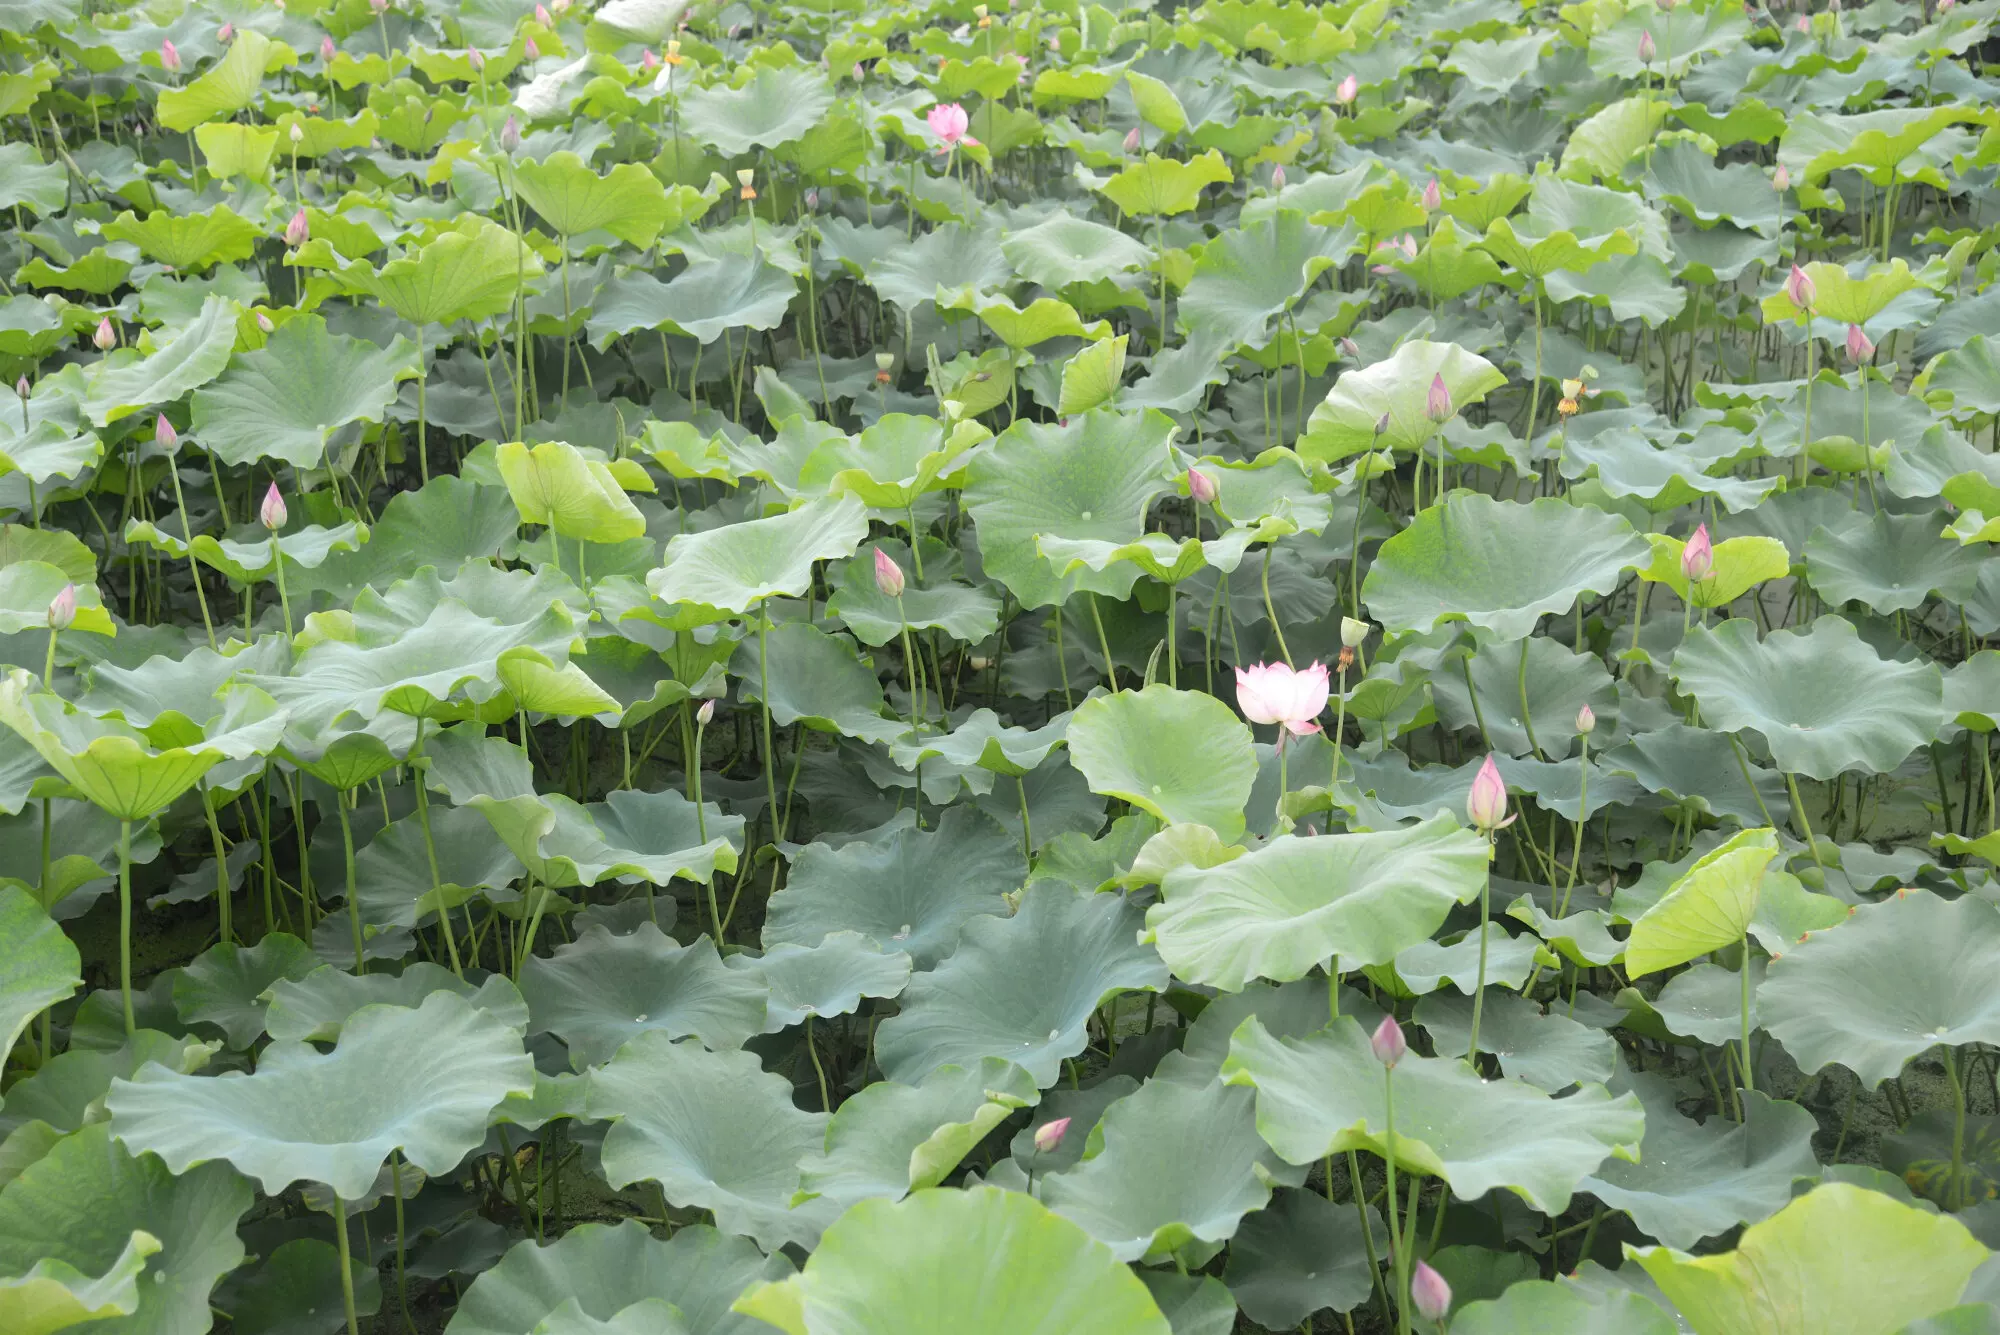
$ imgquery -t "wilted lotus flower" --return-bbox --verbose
[1122,125,1141,153]
[46,583,76,632]
[874,351,895,383]
[284,208,310,247]
[155,414,178,450]
[664,38,684,65]
[1271,163,1286,190]
[259,483,288,531]
[1558,376,1585,417]
[1576,703,1596,736]
[93,317,117,351]
[1187,468,1218,505]
[1236,661,1330,737]
[1426,373,1452,423]
[500,115,522,154]
[1335,73,1358,104]
[1466,754,1514,832]
[218,21,234,41]
[1846,322,1874,363]
[321,34,337,60]
[1034,1117,1071,1154]
[161,38,182,72]
[524,36,540,59]
[641,47,660,71]
[873,548,906,598]
[1638,28,1656,62]
[536,2,553,23]
[1786,263,1815,309]
[927,102,970,149]
[1370,1015,1406,1067]
[696,698,716,726]
[1681,521,1713,582]
[1411,1261,1453,1323]
[1399,232,1418,260]
[1422,176,1441,212]
[1773,162,1790,191]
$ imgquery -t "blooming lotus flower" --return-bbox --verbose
[1426,373,1452,423]
[1370,1015,1406,1067]
[927,102,970,149]
[161,38,182,73]
[1638,29,1656,62]
[1411,1261,1452,1322]
[1681,521,1713,582]
[284,209,310,247]
[1576,703,1596,736]
[1335,73,1358,103]
[93,317,116,351]
[1846,323,1874,363]
[1422,176,1441,212]
[155,414,178,450]
[873,548,906,598]
[1786,263,1816,309]
[1466,754,1514,832]
[1034,1117,1071,1154]
[1235,661,1330,736]
[46,583,75,632]
[1187,468,1218,505]
[260,483,288,531]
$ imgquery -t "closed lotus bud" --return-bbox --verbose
[1187,468,1218,505]
[468,45,486,71]
[1375,411,1392,435]
[1576,703,1596,736]
[1940,0,1956,10]
[93,317,116,351]
[1411,1261,1452,1323]
[155,414,178,450]
[873,547,906,598]
[46,583,76,632]
[289,122,305,143]
[1426,373,1452,423]
[1681,521,1713,582]
[1370,1014,1407,1068]
[371,0,388,13]
[696,698,716,726]
[15,376,28,400]
[1786,263,1815,309]
[259,482,288,531]
[524,36,540,59]
[257,311,275,333]
[1271,163,1286,191]
[804,187,819,212]
[218,21,234,41]
[1122,126,1141,152]
[1773,162,1790,191]
[1341,616,1369,649]
[1795,13,1809,31]
[321,34,336,60]
[1339,337,1359,358]
[500,115,522,154]
[1033,1117,1071,1154]
[536,2,552,23]
[1846,322,1874,363]
[641,47,660,70]
[852,61,865,78]
[1467,754,1513,832]
[161,38,182,72]
[1638,29,1656,62]
[1422,176,1441,212]
[284,208,310,247]
[1656,0,1675,10]
[1335,73,1358,104]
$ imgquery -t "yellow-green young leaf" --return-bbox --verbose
[1059,334,1128,415]
[943,292,1109,349]
[194,124,280,181]
[1759,259,1919,327]
[1625,827,1779,977]
[271,110,381,157]
[101,207,260,272]
[510,151,675,247]
[1638,533,1790,608]
[1559,96,1670,182]
[1097,151,1233,217]
[496,440,647,544]
[0,561,115,637]
[1126,71,1188,136]
[496,646,622,721]
[0,1230,159,1335]
[157,31,295,133]
[295,216,545,326]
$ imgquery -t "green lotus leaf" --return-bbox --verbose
[1056,336,1129,416]
[731,621,904,745]
[1042,1064,1305,1263]
[1625,828,1779,978]
[0,420,104,491]
[1804,510,1983,613]
[961,410,1176,609]
[0,144,64,217]
[647,496,865,617]
[0,1030,217,1145]
[497,440,647,545]
[732,1187,1171,1335]
[188,314,416,469]
[264,964,527,1043]
[295,217,544,326]
[0,561,112,638]
[190,522,370,587]
[1066,686,1256,840]
[1001,215,1153,289]
[497,646,622,722]
[942,291,1108,349]
[1922,336,2000,420]
[474,788,740,891]
[1223,1015,1644,1213]
[170,932,317,1051]
[586,1029,838,1251]
[680,66,834,156]
[512,152,675,247]
[0,1227,157,1335]
[888,708,1069,778]
[1637,532,1791,607]
[1095,151,1233,218]
[798,416,985,511]
[156,29,288,131]
[83,295,239,428]
[1414,990,1616,1093]
[0,673,233,820]
[1645,141,1784,235]
[1298,339,1507,463]
[1364,495,1648,641]
[221,1237,382,1335]
[1759,890,2000,1089]
[447,1219,790,1335]
[1600,723,1791,827]
[1670,617,1946,780]
[1221,1186,1380,1327]
[724,933,912,1032]
[297,476,521,602]
[0,1122,251,1335]
[874,881,1167,1085]
[1629,1183,1987,1335]
[797,1057,1038,1207]
[0,886,79,1082]
[101,207,259,273]
[825,548,1002,649]
[106,990,534,1200]
[1579,1064,1820,1250]
[1559,96,1670,182]
[348,804,525,930]
[1178,211,1358,351]
[1777,104,1985,186]
[1394,921,1544,996]
[1451,1280,1677,1335]
[1144,816,1486,990]
[601,261,799,347]
[519,922,766,1068]
[1429,634,1614,760]
[1559,427,1776,513]
[764,805,1020,969]
[1761,258,1921,327]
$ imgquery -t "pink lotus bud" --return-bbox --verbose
[1846,322,1874,363]
[259,483,288,531]
[696,698,716,726]
[371,0,388,12]
[93,317,116,351]
[1187,468,1218,505]
[256,311,275,333]
[1339,337,1360,358]
[161,38,182,72]
[853,62,865,78]
[1656,0,1675,10]
[319,33,336,60]
[927,102,970,148]
[1576,703,1596,736]
[1940,0,1955,10]
[1335,73,1358,104]
[525,37,540,59]
[1786,263,1815,309]
[1422,176,1441,212]
[155,414,178,450]
[289,122,305,144]
[1400,232,1419,260]
[1375,411,1392,435]
[1122,126,1141,153]
[1271,164,1286,191]
[1370,1014,1407,1067]
[1411,1261,1452,1322]
[1033,1117,1071,1153]
[1235,661,1331,737]
[873,548,906,598]
[46,583,75,632]
[641,47,660,70]
[1426,373,1452,423]
[500,115,522,154]
[1795,13,1809,30]
[535,3,552,23]
[1681,521,1713,582]
[1467,754,1513,832]
[468,46,486,71]
[805,188,819,211]
[218,21,234,41]
[284,208,310,247]
[1638,29,1656,62]
[15,376,29,400]
[1773,162,1790,191]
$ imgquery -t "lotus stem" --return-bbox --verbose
[1018,774,1033,863]
[806,1014,831,1110]
[1383,1062,1411,1335]
[1331,667,1347,793]
[272,541,293,638]
[1466,837,1492,1064]
[1945,1044,1968,1209]
[332,1192,360,1335]
[202,787,231,946]
[1163,578,1177,688]
[118,816,134,1038]
[409,720,461,976]
[166,452,215,646]
[1517,635,1543,759]
[337,788,364,974]
[1261,544,1292,666]
[756,611,781,846]
[42,626,56,689]
[1088,593,1115,688]
[1739,929,1755,1103]
[391,1152,414,1334]
[1783,771,1825,874]
[1560,733,1587,917]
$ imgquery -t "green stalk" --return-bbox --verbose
[1465,837,1492,1064]
[1945,1044,1969,1209]
[1739,930,1755,1101]
[1784,771,1825,874]
[166,455,215,647]
[201,787,231,945]
[1559,733,1587,917]
[1517,635,1543,759]
[272,540,293,637]
[337,788,364,974]
[1384,1062,1411,1335]
[332,1193,360,1335]
[757,611,781,843]
[409,719,461,976]
[1261,544,1292,665]
[118,817,135,1038]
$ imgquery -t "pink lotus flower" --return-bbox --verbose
[1122,126,1141,152]
[1795,12,1810,30]
[260,483,288,531]
[1235,661,1330,736]
[1422,176,1441,212]
[1466,754,1514,831]
[1187,468,1218,505]
[535,2,552,23]
[217,21,234,41]
[1271,164,1286,190]
[524,36,540,59]
[1426,373,1452,423]
[92,317,116,351]
[1846,323,1874,363]
[46,583,75,632]
[927,102,970,149]
[1576,703,1596,736]
[1786,263,1815,309]
[161,38,181,73]
[641,48,660,71]
[1681,521,1713,582]
[1033,1117,1071,1153]
[1335,74,1358,104]
[284,208,310,247]
[1370,1015,1406,1067]
[1773,162,1790,191]
[1411,1261,1452,1322]
[155,414,178,450]
[1638,29,1657,62]
[873,548,906,598]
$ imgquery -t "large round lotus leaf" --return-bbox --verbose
[1560,430,1778,514]
[797,1058,1039,1208]
[1145,815,1488,990]
[1298,340,1508,463]
[960,410,1177,610]
[0,886,80,1062]
[106,990,534,1200]
[729,621,903,745]
[1804,510,1983,613]
[522,1298,683,1335]
[169,932,318,1050]
[352,805,526,929]
[510,152,674,247]
[827,549,1002,650]
[723,933,912,1032]
[1429,634,1616,759]
[0,1031,216,1144]
[1670,617,1946,780]
[518,922,767,1068]
[1629,1183,1987,1335]
[763,805,1021,970]
[1066,686,1256,841]
[0,560,114,638]
[679,66,834,157]
[0,1122,251,1335]
[1624,958,1765,1046]
[0,672,228,820]
[1041,1064,1305,1263]
[1221,1186,1380,1326]
[264,964,528,1043]
[1222,1016,1644,1214]
[731,1187,1171,1335]
[1000,214,1153,289]
[188,315,416,470]
[1758,890,2000,1089]
[888,708,1069,778]
[446,1220,790,1335]
[82,295,238,429]
[496,441,647,546]
[1177,210,1357,351]
[598,261,800,347]
[475,789,741,891]
[297,218,544,328]
[646,496,867,617]
[1624,828,1780,978]
[1414,990,1616,1093]
[1450,1280,1677,1335]
[874,881,1167,1086]
[584,1030,838,1251]
[0,1227,157,1335]
[1601,723,1792,827]
[222,1237,382,1335]
[1363,495,1649,642]
[1394,921,1544,997]
[1579,1064,1820,1250]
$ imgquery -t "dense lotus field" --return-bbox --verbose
[8,0,2000,1330]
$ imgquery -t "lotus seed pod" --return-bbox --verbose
[1341,617,1369,649]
